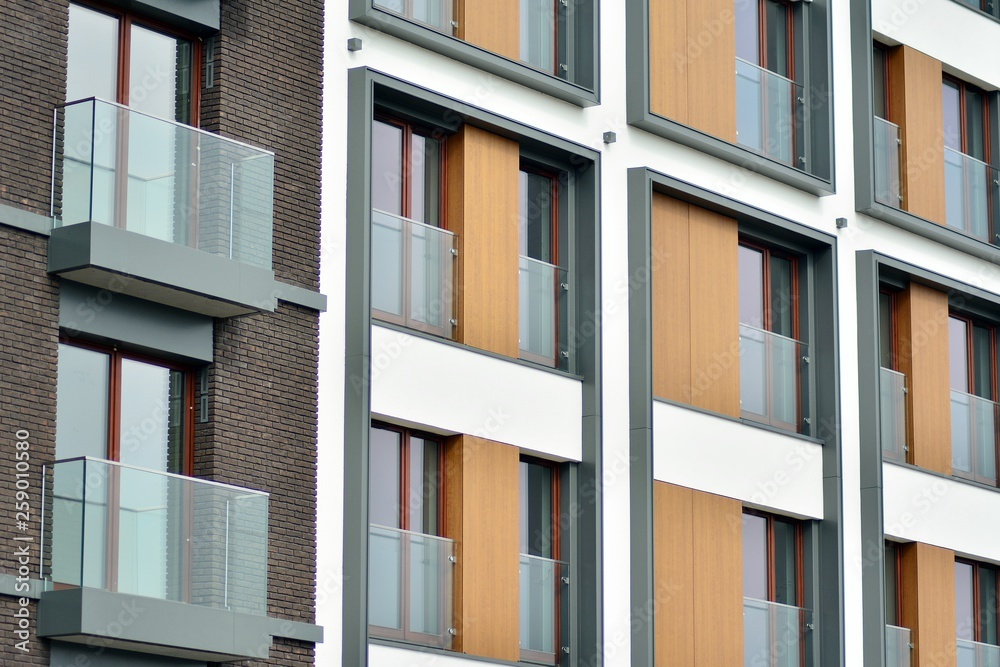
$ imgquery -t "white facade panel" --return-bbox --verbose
[652,400,824,519]
[370,324,584,461]
[370,643,492,667]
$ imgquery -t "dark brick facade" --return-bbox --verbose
[0,0,322,663]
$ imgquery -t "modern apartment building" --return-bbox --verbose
[0,1,325,665]
[320,0,1000,665]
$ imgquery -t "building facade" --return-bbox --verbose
[320,0,1000,666]
[0,0,325,665]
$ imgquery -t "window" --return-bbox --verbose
[942,77,995,241]
[52,341,194,598]
[520,0,564,76]
[519,458,563,664]
[742,511,809,666]
[956,560,1000,655]
[949,315,998,484]
[873,43,903,208]
[738,242,806,432]
[735,0,803,167]
[368,424,453,648]
[519,166,567,367]
[370,117,454,338]
[956,0,1000,18]
[884,543,912,667]
[68,2,198,123]
[880,290,908,461]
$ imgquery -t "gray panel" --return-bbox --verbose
[60,281,214,363]
[50,641,206,667]
[0,573,43,599]
[272,280,328,311]
[97,0,220,33]
[0,202,52,236]
[48,222,278,317]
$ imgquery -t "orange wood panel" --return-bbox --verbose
[652,193,692,402]
[443,435,520,660]
[457,0,520,61]
[897,282,951,474]
[685,0,737,141]
[691,490,743,665]
[446,125,520,358]
[653,482,695,667]
[649,0,688,124]
[899,542,956,667]
[889,45,945,223]
[687,206,740,417]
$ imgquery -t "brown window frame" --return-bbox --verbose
[873,42,890,121]
[943,76,992,161]
[519,455,563,665]
[956,558,1000,646]
[367,422,451,649]
[879,287,899,371]
[948,313,999,485]
[885,541,902,626]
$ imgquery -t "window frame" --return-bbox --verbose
[743,509,805,607]
[943,76,992,162]
[872,42,890,121]
[879,287,899,371]
[948,312,999,485]
[956,558,1000,646]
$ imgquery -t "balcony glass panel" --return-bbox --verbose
[951,389,998,484]
[875,117,902,207]
[519,255,567,367]
[368,524,454,649]
[945,147,997,243]
[736,58,804,168]
[53,98,274,269]
[739,324,809,432]
[744,598,811,667]
[43,457,268,615]
[520,554,566,662]
[886,625,912,667]
[958,638,1000,667]
[520,0,556,75]
[372,209,455,338]
[373,0,453,33]
[881,368,908,461]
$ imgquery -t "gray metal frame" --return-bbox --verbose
[624,0,835,196]
[343,66,603,667]
[626,167,844,667]
[347,0,599,107]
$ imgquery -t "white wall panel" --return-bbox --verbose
[370,643,495,666]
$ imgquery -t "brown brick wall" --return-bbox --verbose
[0,0,68,215]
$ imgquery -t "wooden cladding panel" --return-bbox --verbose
[447,125,520,358]
[889,45,946,223]
[652,193,740,416]
[443,435,520,660]
[654,482,743,666]
[457,0,520,61]
[649,0,737,141]
[900,542,956,667]
[897,282,951,475]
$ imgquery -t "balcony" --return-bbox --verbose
[368,524,455,649]
[944,147,998,243]
[519,554,567,663]
[880,368,908,462]
[886,625,912,667]
[958,638,1000,667]
[736,58,804,169]
[372,209,456,339]
[38,456,291,661]
[743,598,811,667]
[739,324,810,433]
[519,255,567,367]
[951,389,998,484]
[373,0,453,33]
[874,117,903,207]
[49,98,278,317]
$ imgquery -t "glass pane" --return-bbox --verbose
[520,171,555,264]
[369,427,401,528]
[371,210,405,317]
[770,254,794,338]
[739,245,765,328]
[409,531,446,635]
[735,0,760,64]
[765,0,789,78]
[519,256,563,363]
[974,325,993,400]
[408,437,440,535]
[966,88,986,162]
[943,82,962,152]
[56,344,111,460]
[369,525,403,629]
[957,561,976,640]
[873,46,887,119]
[51,459,108,590]
[773,518,798,606]
[744,597,808,667]
[981,566,998,646]
[879,292,893,369]
[67,4,119,103]
[520,555,561,654]
[129,24,191,123]
[743,513,768,600]
[952,317,970,391]
[884,543,897,625]
[520,462,554,558]
[953,390,974,475]
[118,359,185,473]
[372,121,403,216]
[520,0,556,73]
[117,465,184,601]
[410,133,441,227]
[740,325,768,418]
